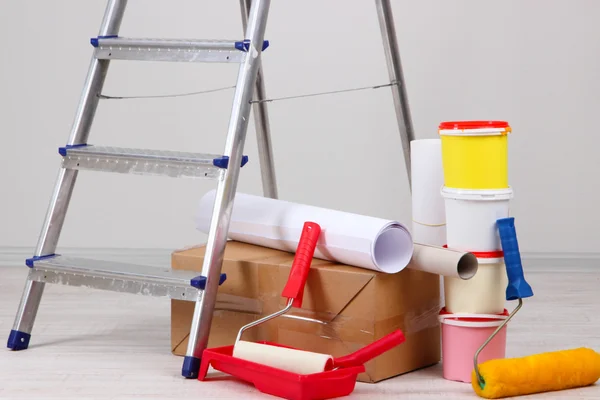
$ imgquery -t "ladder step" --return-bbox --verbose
[58,145,249,179]
[91,36,269,63]
[26,255,227,301]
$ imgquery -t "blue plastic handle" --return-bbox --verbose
[496,217,534,301]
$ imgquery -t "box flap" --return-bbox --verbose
[172,240,285,263]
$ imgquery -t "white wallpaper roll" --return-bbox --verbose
[196,190,414,273]
[233,340,333,374]
[410,139,446,246]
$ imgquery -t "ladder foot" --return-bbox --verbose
[182,355,201,379]
[7,330,31,351]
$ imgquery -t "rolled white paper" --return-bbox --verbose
[444,262,508,314]
[410,139,446,246]
[233,340,333,374]
[409,243,478,280]
[196,190,414,273]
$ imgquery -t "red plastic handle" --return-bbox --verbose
[281,222,321,308]
[332,329,406,369]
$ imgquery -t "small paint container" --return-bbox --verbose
[439,307,509,383]
[443,251,508,315]
[438,120,511,190]
[442,187,513,252]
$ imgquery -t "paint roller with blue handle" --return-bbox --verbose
[472,217,600,398]
[473,217,534,390]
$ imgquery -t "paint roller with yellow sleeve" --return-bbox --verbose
[471,217,600,399]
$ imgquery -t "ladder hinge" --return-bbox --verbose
[190,273,227,290]
[234,39,269,52]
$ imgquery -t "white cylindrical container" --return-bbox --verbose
[441,187,513,252]
[444,252,508,314]
[411,139,446,247]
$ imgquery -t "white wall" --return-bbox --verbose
[2,0,599,254]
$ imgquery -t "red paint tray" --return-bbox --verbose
[198,330,406,400]
[197,221,406,399]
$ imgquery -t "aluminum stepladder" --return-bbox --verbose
[7,0,414,380]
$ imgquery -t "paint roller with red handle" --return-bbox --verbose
[198,221,407,399]
[231,221,407,376]
[231,221,331,374]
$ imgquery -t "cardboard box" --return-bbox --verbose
[171,241,441,383]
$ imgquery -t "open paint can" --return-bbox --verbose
[439,307,509,383]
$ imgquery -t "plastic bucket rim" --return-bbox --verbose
[471,250,504,264]
[443,247,504,264]
[439,128,509,137]
[439,308,509,327]
[439,307,509,318]
[439,312,509,321]
[440,318,508,328]
[441,186,513,201]
[475,257,504,265]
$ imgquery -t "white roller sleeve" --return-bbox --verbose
[233,340,333,374]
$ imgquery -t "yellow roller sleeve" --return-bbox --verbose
[472,348,600,399]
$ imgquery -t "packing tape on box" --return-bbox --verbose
[218,297,442,344]
[213,293,263,314]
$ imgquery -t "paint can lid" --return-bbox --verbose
[439,120,509,130]
[438,120,511,136]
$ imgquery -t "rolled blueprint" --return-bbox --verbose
[410,139,446,246]
[409,244,478,280]
[196,190,414,273]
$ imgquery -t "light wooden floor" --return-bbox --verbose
[1,265,599,400]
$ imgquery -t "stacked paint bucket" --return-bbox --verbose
[437,120,513,383]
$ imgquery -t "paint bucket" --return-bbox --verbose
[442,187,513,252]
[438,121,511,190]
[439,308,509,383]
[444,251,508,314]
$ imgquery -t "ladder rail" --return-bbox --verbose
[375,0,414,187]
[8,0,416,380]
[9,0,128,348]
[182,0,272,379]
[239,0,278,199]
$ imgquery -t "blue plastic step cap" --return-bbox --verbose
[234,39,269,52]
[26,254,57,268]
[212,155,249,169]
[7,330,31,351]
[58,143,88,156]
[190,273,227,290]
[90,35,118,47]
[182,356,200,379]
